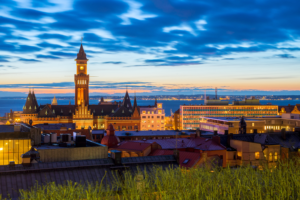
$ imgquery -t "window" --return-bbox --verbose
[152,111,154,114]
[269,153,273,162]
[147,111,150,114]
[142,111,146,114]
[182,159,190,164]
[128,126,132,130]
[158,110,162,114]
[122,126,126,130]
[134,125,138,130]
[157,116,160,119]
[148,116,150,118]
[252,123,255,127]
[142,116,146,118]
[161,116,164,119]
[255,152,260,160]
[274,152,278,161]
[151,116,154,118]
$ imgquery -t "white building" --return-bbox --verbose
[140,99,165,130]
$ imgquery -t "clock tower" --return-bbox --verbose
[75,44,89,106]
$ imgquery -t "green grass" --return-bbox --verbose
[9,158,300,199]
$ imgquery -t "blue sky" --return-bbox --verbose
[0,0,300,97]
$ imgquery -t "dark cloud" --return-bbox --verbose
[0,56,9,62]
[36,55,61,59]
[37,42,64,49]
[38,33,72,40]
[13,9,46,19]
[275,54,296,59]
[102,61,125,64]
[19,58,41,62]
[1,0,300,63]
[49,51,76,58]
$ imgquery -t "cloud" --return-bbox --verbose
[19,58,41,62]
[237,76,295,80]
[102,61,125,64]
[275,54,296,59]
[36,55,61,59]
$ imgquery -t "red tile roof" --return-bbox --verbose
[129,137,226,151]
[179,151,201,169]
[149,149,174,156]
[113,141,152,152]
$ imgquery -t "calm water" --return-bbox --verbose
[1,99,300,117]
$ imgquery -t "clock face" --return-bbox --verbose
[80,66,84,70]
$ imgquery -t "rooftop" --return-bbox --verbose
[108,130,207,137]
[37,139,106,150]
[202,117,260,122]
[112,141,153,151]
[34,123,76,130]
[0,155,177,199]
[0,125,14,133]
[123,137,226,151]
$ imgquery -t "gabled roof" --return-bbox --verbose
[51,105,76,116]
[149,149,174,156]
[89,104,119,116]
[38,105,56,117]
[126,137,226,151]
[179,151,201,169]
[278,105,297,113]
[76,44,87,60]
[111,105,132,117]
[112,141,153,152]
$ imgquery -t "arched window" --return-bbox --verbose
[29,106,31,110]
[269,153,273,162]
[274,152,278,161]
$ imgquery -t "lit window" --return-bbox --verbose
[274,152,278,161]
[147,111,150,114]
[158,111,162,114]
[252,123,255,127]
[269,153,273,162]
[255,152,260,160]
[142,111,146,114]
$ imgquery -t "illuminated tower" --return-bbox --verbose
[74,44,89,106]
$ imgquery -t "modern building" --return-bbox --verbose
[180,103,278,130]
[248,114,300,132]
[0,124,41,165]
[20,44,140,131]
[199,117,265,134]
[139,99,165,130]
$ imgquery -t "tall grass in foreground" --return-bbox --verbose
[17,158,300,200]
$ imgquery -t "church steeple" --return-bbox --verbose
[23,89,39,114]
[76,44,87,60]
[122,89,132,109]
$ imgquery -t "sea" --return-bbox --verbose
[1,99,300,117]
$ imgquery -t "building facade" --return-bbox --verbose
[20,44,141,130]
[199,117,265,134]
[139,99,165,131]
[180,104,278,130]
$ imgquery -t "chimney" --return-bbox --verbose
[213,130,218,135]
[281,128,286,141]
[212,136,220,145]
[227,133,233,147]
[173,149,180,163]
[196,128,201,137]
[111,150,122,165]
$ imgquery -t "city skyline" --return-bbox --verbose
[1,0,300,97]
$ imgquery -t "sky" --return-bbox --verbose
[0,0,300,97]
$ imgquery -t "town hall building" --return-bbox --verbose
[20,44,141,130]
